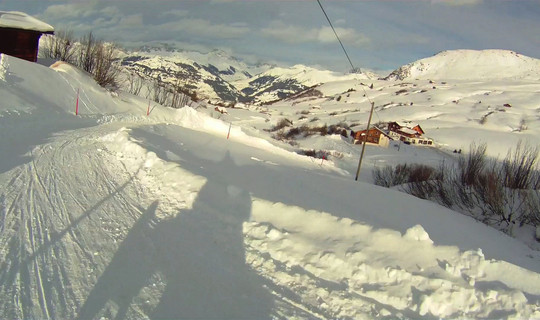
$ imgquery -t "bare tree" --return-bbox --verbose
[78,32,97,74]
[125,72,144,96]
[93,42,120,89]
[40,30,76,63]
[169,75,192,109]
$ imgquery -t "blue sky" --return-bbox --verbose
[2,0,540,72]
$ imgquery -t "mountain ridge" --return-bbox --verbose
[119,49,373,105]
[384,49,540,81]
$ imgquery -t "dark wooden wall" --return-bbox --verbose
[0,28,43,62]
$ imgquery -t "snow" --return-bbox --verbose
[386,49,540,81]
[1,52,540,319]
[0,11,54,33]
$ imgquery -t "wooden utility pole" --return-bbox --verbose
[355,101,375,181]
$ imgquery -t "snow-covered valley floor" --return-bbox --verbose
[1,54,540,319]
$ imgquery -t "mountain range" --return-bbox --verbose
[119,48,372,105]
[119,48,540,106]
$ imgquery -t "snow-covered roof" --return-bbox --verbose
[399,127,418,135]
[396,121,418,129]
[0,11,54,33]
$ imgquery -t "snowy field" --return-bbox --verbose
[1,53,540,319]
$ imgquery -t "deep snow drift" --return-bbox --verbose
[1,53,540,319]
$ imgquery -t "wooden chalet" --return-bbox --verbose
[0,11,54,62]
[388,121,424,136]
[353,127,392,147]
[387,121,433,146]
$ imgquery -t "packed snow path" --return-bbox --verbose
[1,54,540,319]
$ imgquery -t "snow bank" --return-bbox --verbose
[247,199,540,319]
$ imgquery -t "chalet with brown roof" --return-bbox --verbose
[353,127,392,147]
[0,11,54,62]
[387,121,433,146]
[388,121,424,136]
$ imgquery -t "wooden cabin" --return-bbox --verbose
[383,121,434,146]
[353,127,392,147]
[388,121,425,136]
[0,11,54,62]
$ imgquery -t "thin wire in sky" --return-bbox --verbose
[316,0,358,73]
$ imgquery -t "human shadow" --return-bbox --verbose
[77,154,274,319]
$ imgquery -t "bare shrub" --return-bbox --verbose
[374,141,540,235]
[267,118,293,132]
[272,129,287,141]
[502,141,539,189]
[373,165,395,188]
[298,149,325,159]
[459,143,487,186]
[373,163,435,188]
[40,30,76,63]
[285,127,301,139]
[125,71,144,96]
[92,42,120,89]
[78,32,98,74]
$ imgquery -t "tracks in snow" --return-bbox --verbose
[0,124,150,319]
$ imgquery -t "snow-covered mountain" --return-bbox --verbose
[385,49,540,80]
[233,64,369,104]
[120,51,250,103]
[119,49,371,105]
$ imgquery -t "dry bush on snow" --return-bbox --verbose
[373,142,540,234]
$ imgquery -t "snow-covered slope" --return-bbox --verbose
[234,64,370,104]
[119,49,370,105]
[1,53,540,319]
[385,49,540,80]
[120,53,248,103]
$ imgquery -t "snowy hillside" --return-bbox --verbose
[134,47,272,83]
[385,49,540,81]
[1,53,540,319]
[119,49,368,105]
[233,64,369,105]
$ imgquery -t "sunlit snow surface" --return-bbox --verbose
[1,53,540,319]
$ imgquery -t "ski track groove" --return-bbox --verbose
[0,124,144,319]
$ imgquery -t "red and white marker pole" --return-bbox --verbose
[227,122,232,139]
[147,100,151,116]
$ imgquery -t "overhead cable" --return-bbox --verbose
[316,0,358,73]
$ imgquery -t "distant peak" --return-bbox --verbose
[385,49,540,81]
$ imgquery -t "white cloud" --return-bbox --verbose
[262,21,369,47]
[152,18,250,39]
[41,3,87,20]
[317,26,370,46]
[431,0,483,6]
[161,9,189,19]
